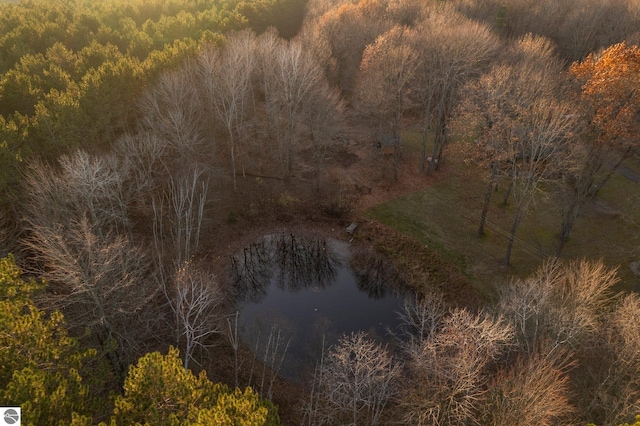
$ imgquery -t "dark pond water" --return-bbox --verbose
[232,233,408,384]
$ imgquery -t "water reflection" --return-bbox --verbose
[231,238,273,303]
[350,248,405,299]
[232,234,407,384]
[273,234,337,292]
[231,234,338,303]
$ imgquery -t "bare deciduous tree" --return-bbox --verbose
[574,292,640,424]
[24,216,154,377]
[458,37,577,264]
[501,97,576,265]
[258,324,291,400]
[457,0,640,62]
[152,168,208,268]
[23,150,129,236]
[171,261,223,370]
[20,149,170,374]
[261,38,325,180]
[305,0,392,96]
[304,82,346,192]
[112,131,169,203]
[137,63,204,168]
[226,311,240,388]
[498,258,617,355]
[198,31,256,190]
[394,291,447,350]
[410,4,500,174]
[311,332,401,426]
[401,309,513,426]
[457,35,567,239]
[355,25,420,181]
[481,349,574,425]
[606,293,640,418]
[238,317,292,400]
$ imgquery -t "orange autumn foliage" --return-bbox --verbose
[570,42,640,152]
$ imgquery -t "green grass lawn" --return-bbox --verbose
[366,133,640,300]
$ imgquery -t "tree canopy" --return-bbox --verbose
[112,347,280,426]
[0,254,99,425]
[0,254,280,425]
[1,0,640,424]
[0,0,308,204]
[570,42,640,157]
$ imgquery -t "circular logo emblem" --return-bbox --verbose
[3,408,19,425]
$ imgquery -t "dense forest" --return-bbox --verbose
[0,0,306,203]
[1,0,640,424]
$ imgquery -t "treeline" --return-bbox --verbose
[6,24,345,393]
[0,0,316,424]
[1,0,640,424]
[0,255,280,425]
[303,259,640,425]
[2,140,635,426]
[0,0,306,201]
[453,0,640,61]
[300,0,640,263]
[4,251,638,424]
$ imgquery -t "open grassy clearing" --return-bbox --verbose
[366,132,640,301]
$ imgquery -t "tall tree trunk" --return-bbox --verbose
[557,194,582,256]
[419,105,433,173]
[427,116,444,175]
[501,178,514,206]
[434,121,447,171]
[504,204,523,266]
[556,227,569,257]
[314,134,323,193]
[283,121,294,183]
[419,93,434,173]
[230,132,237,191]
[393,133,401,182]
[592,146,634,197]
[315,164,321,193]
[478,164,498,236]
[420,126,428,173]
[556,146,603,255]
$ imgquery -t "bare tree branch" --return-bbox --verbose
[171,261,223,369]
[313,331,401,425]
[402,309,513,426]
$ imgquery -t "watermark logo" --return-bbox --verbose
[1,407,20,425]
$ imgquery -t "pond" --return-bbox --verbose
[231,233,408,384]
